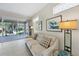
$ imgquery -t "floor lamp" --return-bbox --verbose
[59,20,77,56]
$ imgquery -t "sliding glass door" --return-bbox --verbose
[0,19,27,36]
[0,18,30,42]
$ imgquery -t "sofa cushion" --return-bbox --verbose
[39,37,51,48]
[30,44,46,56]
[26,39,38,49]
[50,37,56,46]
[44,35,57,46]
[36,34,44,43]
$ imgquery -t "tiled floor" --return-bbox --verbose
[0,39,32,56]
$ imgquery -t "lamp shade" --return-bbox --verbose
[59,20,77,29]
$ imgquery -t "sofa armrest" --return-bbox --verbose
[41,39,59,56]
[26,38,33,42]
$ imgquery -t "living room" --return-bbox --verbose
[0,3,79,56]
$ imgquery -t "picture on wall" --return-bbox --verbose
[36,20,42,31]
[46,15,62,32]
[38,20,42,31]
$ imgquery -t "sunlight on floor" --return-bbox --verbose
[0,39,32,56]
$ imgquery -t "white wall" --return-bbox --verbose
[0,9,27,22]
[32,4,79,56]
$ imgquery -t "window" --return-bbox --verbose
[0,19,26,36]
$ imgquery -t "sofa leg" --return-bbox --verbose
[25,43,33,56]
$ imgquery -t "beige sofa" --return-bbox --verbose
[25,33,59,56]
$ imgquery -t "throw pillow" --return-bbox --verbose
[32,34,38,40]
[36,34,44,42]
[39,37,51,48]
[50,37,56,46]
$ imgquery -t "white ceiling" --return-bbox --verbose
[0,3,48,18]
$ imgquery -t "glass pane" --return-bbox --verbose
[65,34,70,47]
[0,21,3,36]
[4,22,13,36]
[2,20,25,36]
[16,23,25,35]
[0,19,28,37]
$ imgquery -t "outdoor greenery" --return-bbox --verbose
[0,20,25,36]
